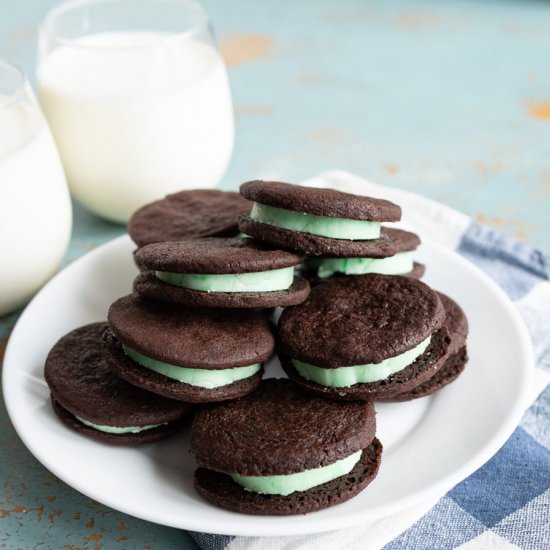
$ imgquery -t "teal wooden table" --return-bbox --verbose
[1,0,549,547]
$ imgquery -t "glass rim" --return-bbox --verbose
[0,59,26,113]
[39,0,210,50]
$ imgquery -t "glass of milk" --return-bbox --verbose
[37,0,235,222]
[0,60,72,316]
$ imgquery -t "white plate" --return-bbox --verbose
[3,235,533,536]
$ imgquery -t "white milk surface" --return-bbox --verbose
[0,99,72,314]
[38,32,234,222]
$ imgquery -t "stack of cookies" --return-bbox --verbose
[44,182,468,516]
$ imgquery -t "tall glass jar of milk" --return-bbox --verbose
[37,0,235,222]
[0,60,72,316]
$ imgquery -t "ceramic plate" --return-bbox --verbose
[3,235,533,536]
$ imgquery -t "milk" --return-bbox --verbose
[0,98,72,315]
[38,32,235,222]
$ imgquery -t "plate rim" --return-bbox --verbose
[2,234,534,536]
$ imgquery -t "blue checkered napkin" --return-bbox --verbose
[189,172,550,550]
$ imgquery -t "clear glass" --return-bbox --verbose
[0,60,72,315]
[37,0,235,223]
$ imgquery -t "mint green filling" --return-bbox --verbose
[250,203,381,240]
[311,251,414,279]
[156,267,294,293]
[231,450,362,496]
[76,416,165,434]
[292,336,432,388]
[123,345,261,389]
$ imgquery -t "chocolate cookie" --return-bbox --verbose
[408,262,426,279]
[133,237,310,308]
[380,292,469,402]
[239,180,405,256]
[128,190,251,247]
[240,181,401,221]
[278,274,450,400]
[191,379,382,515]
[240,219,420,257]
[301,228,423,281]
[107,295,274,402]
[436,292,469,356]
[44,323,192,445]
[381,345,468,402]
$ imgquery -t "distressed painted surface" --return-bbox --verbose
[0,0,549,547]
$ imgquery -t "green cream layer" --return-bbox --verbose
[311,251,414,279]
[292,336,431,388]
[156,267,294,293]
[231,450,362,496]
[123,345,261,389]
[76,416,165,434]
[250,203,381,240]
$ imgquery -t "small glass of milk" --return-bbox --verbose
[37,0,235,222]
[0,60,72,316]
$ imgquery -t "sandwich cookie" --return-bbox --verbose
[134,237,310,308]
[380,292,468,402]
[303,229,424,282]
[128,189,251,247]
[238,180,404,256]
[44,323,192,445]
[191,379,382,515]
[107,295,274,403]
[278,274,451,401]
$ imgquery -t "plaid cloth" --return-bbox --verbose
[190,171,550,550]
